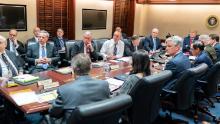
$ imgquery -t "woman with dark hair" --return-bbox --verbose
[191,41,213,68]
[117,49,151,94]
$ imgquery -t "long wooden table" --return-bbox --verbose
[0,59,163,114]
[0,61,132,114]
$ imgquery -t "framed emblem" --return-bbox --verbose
[207,15,218,28]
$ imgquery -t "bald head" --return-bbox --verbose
[33,27,40,37]
[113,31,121,43]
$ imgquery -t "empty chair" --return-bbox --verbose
[93,39,108,52]
[161,63,208,123]
[67,94,132,124]
[65,40,76,60]
[127,70,172,124]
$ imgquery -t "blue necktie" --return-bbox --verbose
[113,44,117,56]
[59,38,64,48]
[153,38,157,51]
[41,46,48,69]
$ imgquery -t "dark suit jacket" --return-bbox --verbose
[26,42,60,67]
[193,51,213,68]
[70,41,101,61]
[182,35,199,53]
[214,43,220,62]
[143,35,161,52]
[124,39,143,56]
[0,50,22,76]
[164,52,191,89]
[6,39,25,55]
[49,75,110,122]
[52,37,67,51]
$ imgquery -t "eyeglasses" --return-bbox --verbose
[9,34,16,36]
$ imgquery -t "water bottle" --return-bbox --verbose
[103,62,111,73]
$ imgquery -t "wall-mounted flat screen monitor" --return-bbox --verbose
[82,9,107,30]
[0,4,27,31]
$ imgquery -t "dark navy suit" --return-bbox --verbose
[182,35,199,53]
[164,52,191,89]
[70,41,101,61]
[143,35,161,52]
[193,51,213,68]
[214,43,220,62]
[0,50,22,76]
[124,39,143,56]
[49,75,110,123]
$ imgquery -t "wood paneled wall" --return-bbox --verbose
[113,0,135,37]
[37,0,75,39]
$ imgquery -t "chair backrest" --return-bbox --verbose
[206,61,220,96]
[67,94,132,124]
[173,63,208,110]
[93,39,108,52]
[65,40,75,60]
[128,70,172,124]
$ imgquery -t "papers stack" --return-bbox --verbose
[55,67,72,74]
[13,74,39,85]
[105,78,124,92]
[10,89,39,106]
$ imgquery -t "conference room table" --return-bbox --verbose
[0,60,163,114]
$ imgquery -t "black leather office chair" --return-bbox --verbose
[65,40,76,61]
[161,63,208,123]
[93,39,108,52]
[67,94,132,124]
[194,61,220,122]
[127,70,172,124]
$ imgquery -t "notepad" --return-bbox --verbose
[106,78,124,91]
[55,67,72,74]
[10,89,39,106]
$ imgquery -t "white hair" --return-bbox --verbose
[39,30,50,37]
[0,35,7,44]
[199,34,210,44]
[166,35,183,48]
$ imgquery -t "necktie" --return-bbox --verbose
[113,44,117,56]
[153,38,157,51]
[41,46,48,69]
[1,53,17,76]
[190,37,194,45]
[12,41,18,56]
[59,38,64,48]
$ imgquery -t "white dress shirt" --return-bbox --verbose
[100,39,124,58]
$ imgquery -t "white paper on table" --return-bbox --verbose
[105,78,124,92]
[189,56,196,60]
[117,57,132,63]
[10,91,39,106]
[109,60,120,63]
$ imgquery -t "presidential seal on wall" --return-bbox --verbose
[207,15,218,28]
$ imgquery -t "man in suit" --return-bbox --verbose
[183,30,199,53]
[101,31,125,60]
[199,34,217,63]
[49,53,110,123]
[209,34,220,62]
[70,31,101,62]
[115,26,127,39]
[143,28,161,52]
[6,29,25,56]
[25,27,41,51]
[52,28,68,65]
[191,41,213,68]
[26,30,60,73]
[0,35,22,78]
[163,36,191,89]
[124,35,143,56]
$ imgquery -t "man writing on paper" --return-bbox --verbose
[26,30,60,73]
[49,53,110,123]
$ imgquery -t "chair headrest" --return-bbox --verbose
[76,94,132,118]
[143,70,172,84]
[189,63,208,75]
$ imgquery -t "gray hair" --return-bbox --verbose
[83,31,92,37]
[71,53,91,75]
[0,35,7,44]
[199,35,210,44]
[166,35,183,48]
[152,28,159,33]
[39,30,50,37]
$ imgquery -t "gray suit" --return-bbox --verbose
[49,75,110,122]
[0,50,22,76]
[26,43,60,73]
